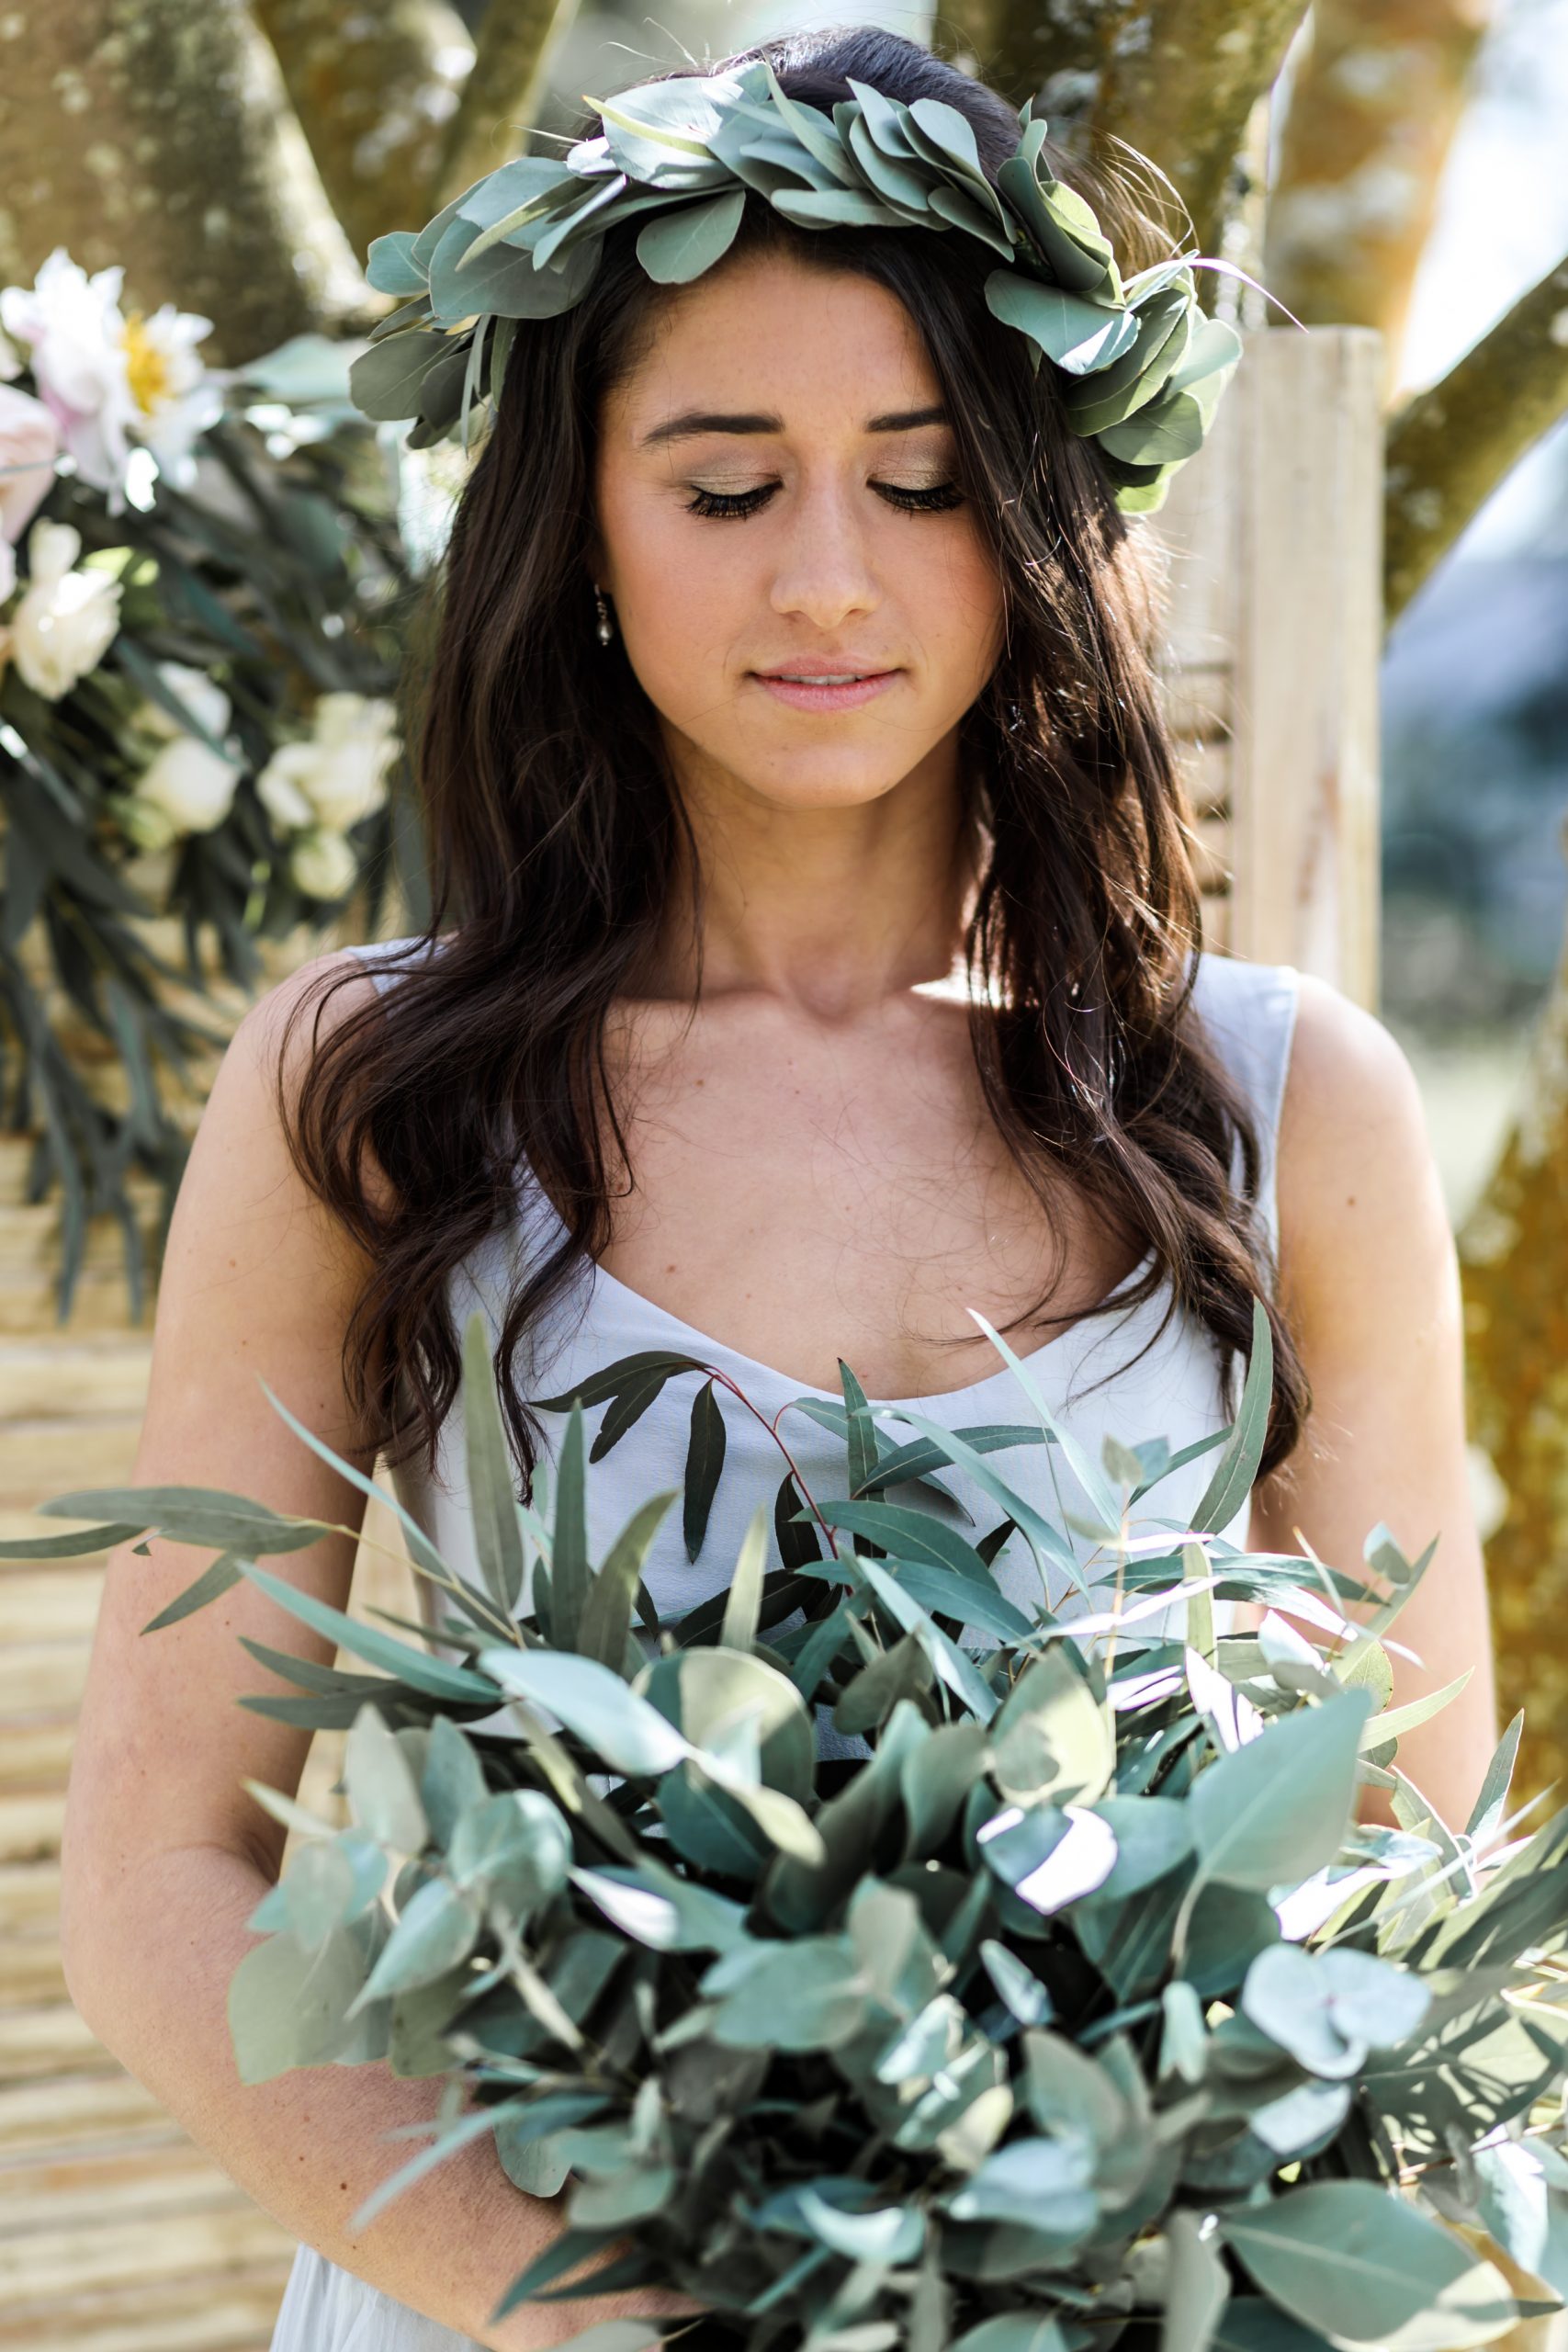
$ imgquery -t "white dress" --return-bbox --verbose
[267,944,1300,2350]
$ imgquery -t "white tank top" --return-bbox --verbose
[269,939,1298,2352]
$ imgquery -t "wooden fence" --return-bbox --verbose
[0,324,1390,2346]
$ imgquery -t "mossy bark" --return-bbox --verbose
[1383,250,1568,622]
[0,0,365,366]
[1263,0,1498,405]
[1458,875,1568,1801]
[253,0,476,266]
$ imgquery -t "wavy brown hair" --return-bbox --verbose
[279,20,1311,1502]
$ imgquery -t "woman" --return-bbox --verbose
[58,23,1497,2352]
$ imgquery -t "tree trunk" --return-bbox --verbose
[1383,247,1568,622]
[1457,840,1568,1801]
[0,0,364,367]
[1097,0,1311,267]
[253,0,476,266]
[1264,0,1501,405]
[434,0,585,209]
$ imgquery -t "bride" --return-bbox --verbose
[58,22,1496,2351]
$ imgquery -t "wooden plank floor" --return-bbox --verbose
[0,1123,419,2349]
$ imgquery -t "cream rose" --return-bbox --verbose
[7,516,120,697]
[133,736,241,834]
[288,826,357,900]
[137,659,231,748]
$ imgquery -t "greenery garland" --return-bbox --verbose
[15,1301,1567,2348]
[351,56,1247,514]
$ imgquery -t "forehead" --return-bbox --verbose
[602,249,944,435]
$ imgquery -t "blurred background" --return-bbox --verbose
[2,1,1567,2342]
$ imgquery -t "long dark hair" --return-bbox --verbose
[279,21,1311,1500]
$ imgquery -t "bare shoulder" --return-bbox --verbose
[1273,971,1453,1348]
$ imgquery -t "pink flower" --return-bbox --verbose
[0,381,61,550]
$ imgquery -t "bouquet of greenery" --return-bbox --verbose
[17,1300,1568,2352]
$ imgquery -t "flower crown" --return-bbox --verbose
[349,54,1244,515]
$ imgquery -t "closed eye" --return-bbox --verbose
[683,481,964,519]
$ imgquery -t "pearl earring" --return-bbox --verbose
[593,584,614,646]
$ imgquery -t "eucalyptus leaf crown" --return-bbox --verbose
[350,53,1245,515]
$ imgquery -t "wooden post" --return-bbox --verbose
[1149,323,1386,1009]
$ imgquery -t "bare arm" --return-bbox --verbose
[1248,972,1499,1833]
[58,948,705,2351]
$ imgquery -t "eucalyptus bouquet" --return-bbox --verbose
[18,1300,1568,2352]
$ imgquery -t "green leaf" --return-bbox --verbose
[984,271,1139,374]
[1189,1689,1372,1891]
[854,1555,1002,1723]
[579,1490,678,1669]
[1466,1712,1524,1849]
[1190,1295,1273,1532]
[352,1875,481,2007]
[347,328,452,422]
[1359,1670,1472,1751]
[721,1500,770,1654]
[0,1519,147,1562]
[476,1646,689,1775]
[39,1484,325,1555]
[839,1359,882,1498]
[227,1922,368,2082]
[702,1934,867,2049]
[636,185,746,280]
[551,1401,591,1645]
[682,1378,727,1561]
[1163,2207,1230,2352]
[345,1702,429,1852]
[531,1350,704,1412]
[966,1308,1123,1536]
[1224,2183,1517,2348]
[420,1714,488,1846]
[875,1406,1085,1596]
[140,1546,246,1633]
[775,1467,822,1572]
[234,1563,499,1704]
[450,1789,572,1914]
[461,1309,525,1616]
[590,1364,670,1461]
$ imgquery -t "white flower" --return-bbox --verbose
[255,692,398,835]
[255,741,318,832]
[117,297,225,489]
[116,795,181,854]
[132,735,241,834]
[0,247,221,514]
[288,826,357,900]
[7,515,120,697]
[0,381,61,547]
[137,658,231,747]
[0,536,13,606]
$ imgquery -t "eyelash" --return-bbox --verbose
[682,481,965,520]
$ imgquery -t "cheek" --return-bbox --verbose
[606,502,743,695]
[914,530,1006,690]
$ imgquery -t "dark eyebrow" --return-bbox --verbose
[637,402,950,448]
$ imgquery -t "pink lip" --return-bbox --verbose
[752,669,899,712]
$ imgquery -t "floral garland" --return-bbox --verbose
[0,245,419,1317]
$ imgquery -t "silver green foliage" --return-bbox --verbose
[17,1295,1568,2350]
[349,56,1244,514]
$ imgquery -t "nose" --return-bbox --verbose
[767,479,883,632]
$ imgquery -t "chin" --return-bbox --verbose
[730,762,915,811]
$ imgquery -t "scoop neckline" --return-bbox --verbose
[521,1174,1164,1409]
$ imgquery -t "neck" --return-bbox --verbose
[637,731,984,1021]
